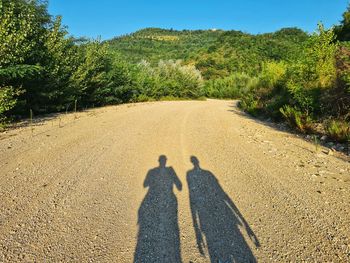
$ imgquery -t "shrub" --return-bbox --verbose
[310,24,338,89]
[280,105,313,133]
[325,119,350,142]
[239,94,260,116]
[237,63,289,119]
[133,94,154,102]
[202,72,252,99]
[259,61,287,89]
[135,60,204,99]
[157,60,204,98]
[0,86,21,122]
[286,81,320,115]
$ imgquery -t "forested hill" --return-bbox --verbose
[107,28,224,65]
[107,27,309,78]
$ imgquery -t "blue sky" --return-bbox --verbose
[48,0,349,40]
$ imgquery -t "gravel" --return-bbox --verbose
[0,100,349,262]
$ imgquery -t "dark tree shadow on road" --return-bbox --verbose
[187,156,260,263]
[134,155,183,263]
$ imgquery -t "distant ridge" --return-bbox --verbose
[107,27,308,78]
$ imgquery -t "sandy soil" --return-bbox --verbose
[0,100,349,262]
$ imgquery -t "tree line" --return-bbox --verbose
[0,0,203,125]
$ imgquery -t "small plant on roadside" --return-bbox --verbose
[133,94,154,102]
[239,94,260,116]
[312,135,320,152]
[0,86,21,124]
[0,121,6,131]
[30,109,34,135]
[280,105,313,133]
[325,119,350,142]
[74,99,77,119]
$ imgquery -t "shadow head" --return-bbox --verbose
[159,155,167,167]
[190,156,200,168]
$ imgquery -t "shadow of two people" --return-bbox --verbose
[134,155,260,263]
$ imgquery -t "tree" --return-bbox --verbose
[335,3,350,41]
[0,0,49,116]
[70,41,111,106]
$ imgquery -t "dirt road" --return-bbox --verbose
[0,100,349,262]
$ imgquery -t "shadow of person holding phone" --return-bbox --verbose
[187,156,260,263]
[134,155,183,263]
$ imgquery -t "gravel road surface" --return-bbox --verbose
[0,100,349,262]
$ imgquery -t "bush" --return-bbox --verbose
[286,80,320,115]
[135,60,204,99]
[239,94,260,116]
[0,86,21,122]
[202,72,252,99]
[310,24,338,89]
[238,62,288,118]
[259,61,287,89]
[133,94,154,102]
[280,105,313,133]
[157,60,204,98]
[325,119,350,142]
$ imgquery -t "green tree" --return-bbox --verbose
[71,41,111,106]
[0,0,49,117]
[335,3,350,41]
[38,15,79,111]
[306,24,338,89]
[0,86,20,122]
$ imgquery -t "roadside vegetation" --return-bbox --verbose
[0,0,349,144]
[237,25,349,143]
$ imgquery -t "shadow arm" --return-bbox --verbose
[170,167,182,191]
[224,192,260,247]
[143,171,151,188]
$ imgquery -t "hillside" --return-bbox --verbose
[108,28,224,66]
[107,27,309,78]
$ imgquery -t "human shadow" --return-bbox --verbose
[134,155,183,263]
[187,156,260,263]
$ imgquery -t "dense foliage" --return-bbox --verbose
[238,24,349,141]
[0,1,206,123]
[0,0,100,118]
[131,60,203,101]
[335,5,350,41]
[108,28,223,66]
[194,28,308,79]
[108,27,308,79]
